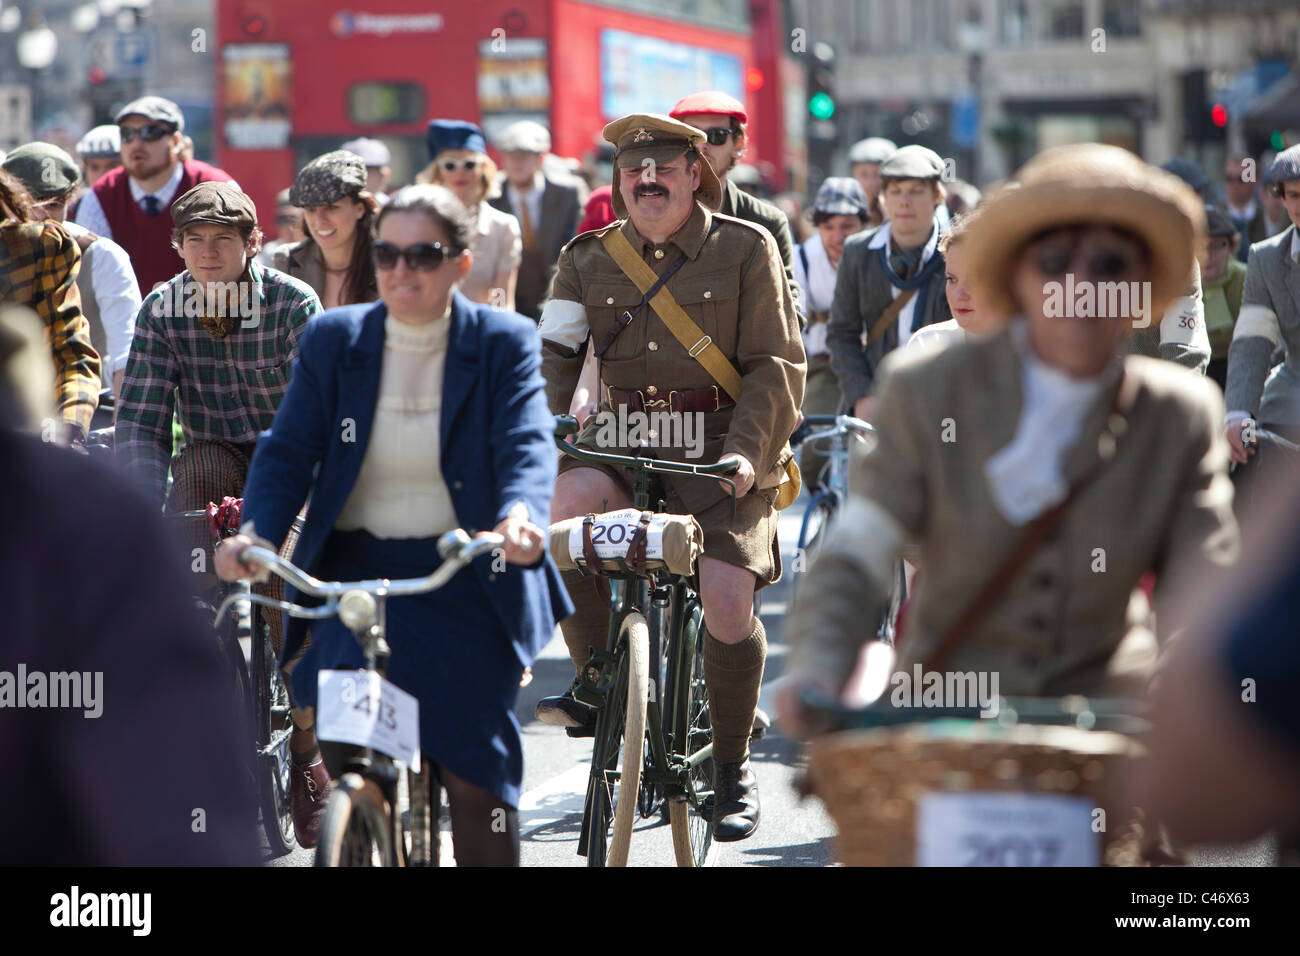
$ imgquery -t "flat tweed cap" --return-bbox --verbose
[290,150,367,207]
[171,180,258,230]
[2,143,80,199]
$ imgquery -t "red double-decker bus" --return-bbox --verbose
[214,0,798,220]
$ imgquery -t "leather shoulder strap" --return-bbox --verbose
[866,287,918,348]
[600,225,742,401]
[924,371,1132,673]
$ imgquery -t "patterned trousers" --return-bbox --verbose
[164,440,311,728]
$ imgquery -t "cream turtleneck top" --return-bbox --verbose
[334,311,459,538]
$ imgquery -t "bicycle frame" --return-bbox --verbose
[552,415,735,861]
[221,528,502,866]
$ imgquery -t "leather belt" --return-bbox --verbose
[605,384,734,414]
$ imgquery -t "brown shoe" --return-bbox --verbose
[292,757,331,848]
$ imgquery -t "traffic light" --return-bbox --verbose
[808,43,835,121]
[1182,69,1226,143]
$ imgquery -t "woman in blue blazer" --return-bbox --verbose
[217,184,572,865]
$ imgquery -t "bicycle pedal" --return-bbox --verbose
[564,723,596,739]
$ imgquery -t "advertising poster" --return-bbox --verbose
[223,43,292,150]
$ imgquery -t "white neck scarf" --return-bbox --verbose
[984,321,1114,525]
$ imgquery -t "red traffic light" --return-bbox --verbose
[745,67,764,91]
[1211,103,1228,128]
[88,66,106,84]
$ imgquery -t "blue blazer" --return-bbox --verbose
[241,291,573,670]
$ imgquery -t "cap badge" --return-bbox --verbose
[632,128,653,144]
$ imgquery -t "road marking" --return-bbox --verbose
[518,761,591,838]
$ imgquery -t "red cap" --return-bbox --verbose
[669,91,747,124]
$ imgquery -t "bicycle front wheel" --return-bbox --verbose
[669,598,717,867]
[795,492,838,574]
[251,610,295,855]
[315,774,393,867]
[585,612,649,868]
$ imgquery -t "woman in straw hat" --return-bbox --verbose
[779,143,1240,732]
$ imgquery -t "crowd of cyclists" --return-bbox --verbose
[3,85,1299,867]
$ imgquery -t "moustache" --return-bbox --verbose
[633,182,669,200]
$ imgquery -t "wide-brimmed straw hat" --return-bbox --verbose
[965,144,1205,324]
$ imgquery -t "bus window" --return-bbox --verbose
[348,83,425,126]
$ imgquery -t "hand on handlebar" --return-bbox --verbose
[1225,419,1255,465]
[721,454,755,497]
[774,674,841,740]
[214,532,269,583]
[852,396,875,423]
[488,506,545,565]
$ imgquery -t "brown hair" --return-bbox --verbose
[0,169,34,222]
[375,184,471,259]
[301,191,380,305]
[416,152,502,202]
[937,209,979,255]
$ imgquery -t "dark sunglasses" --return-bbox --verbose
[119,123,175,143]
[700,127,735,147]
[1033,246,1138,279]
[440,158,479,173]
[372,240,458,271]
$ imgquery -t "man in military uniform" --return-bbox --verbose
[535,113,805,842]
[827,145,951,421]
[669,91,801,318]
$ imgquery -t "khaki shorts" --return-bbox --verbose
[557,408,782,589]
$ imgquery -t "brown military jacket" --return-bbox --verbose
[539,200,805,511]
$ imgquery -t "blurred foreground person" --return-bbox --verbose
[781,144,1237,732]
[1139,465,1300,852]
[0,305,257,865]
[1,169,101,447]
[4,143,140,407]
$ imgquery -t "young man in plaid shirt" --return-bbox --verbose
[115,181,332,845]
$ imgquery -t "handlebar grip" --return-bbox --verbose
[554,414,579,438]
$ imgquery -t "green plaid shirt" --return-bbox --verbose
[117,260,322,502]
[0,221,101,432]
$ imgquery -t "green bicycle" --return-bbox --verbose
[550,414,742,867]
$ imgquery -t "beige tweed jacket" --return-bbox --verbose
[787,323,1239,698]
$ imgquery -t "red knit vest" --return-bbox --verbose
[92,159,235,296]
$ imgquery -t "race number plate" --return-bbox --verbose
[317,670,421,771]
[568,508,665,563]
[916,792,1098,867]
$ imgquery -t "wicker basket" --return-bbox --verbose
[807,721,1147,866]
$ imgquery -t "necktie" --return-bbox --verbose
[518,191,535,253]
[888,241,921,281]
[143,195,161,217]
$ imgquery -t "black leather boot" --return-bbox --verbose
[712,759,760,842]
[534,690,597,737]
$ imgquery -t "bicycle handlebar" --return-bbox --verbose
[552,413,743,479]
[239,528,502,598]
[790,414,876,448]
[798,686,1149,735]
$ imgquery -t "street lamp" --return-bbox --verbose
[956,19,987,184]
[16,23,57,70]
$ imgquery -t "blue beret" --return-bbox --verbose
[427,120,486,161]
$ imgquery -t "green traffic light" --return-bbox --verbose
[1272,130,1286,152]
[809,91,835,120]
